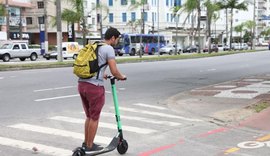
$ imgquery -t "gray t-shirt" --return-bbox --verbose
[78,44,115,86]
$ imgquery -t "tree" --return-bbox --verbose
[0,4,5,31]
[204,0,220,53]
[172,5,182,55]
[260,27,270,38]
[234,23,244,47]
[243,20,255,47]
[61,0,86,45]
[129,0,147,34]
[217,0,248,50]
[180,0,202,53]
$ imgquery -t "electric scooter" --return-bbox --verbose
[72,76,128,156]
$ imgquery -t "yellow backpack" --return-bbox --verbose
[73,42,107,79]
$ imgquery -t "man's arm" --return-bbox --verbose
[107,58,126,80]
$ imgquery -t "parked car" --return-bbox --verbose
[43,42,80,60]
[182,45,198,53]
[232,43,249,50]
[0,41,39,62]
[158,44,181,55]
[203,44,218,52]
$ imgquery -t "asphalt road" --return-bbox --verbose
[0,50,270,156]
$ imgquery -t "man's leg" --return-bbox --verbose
[85,118,99,148]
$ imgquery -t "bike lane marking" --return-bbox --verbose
[224,134,270,155]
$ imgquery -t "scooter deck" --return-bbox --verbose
[84,137,120,156]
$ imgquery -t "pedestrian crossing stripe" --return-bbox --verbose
[8,123,110,145]
[113,107,202,122]
[49,116,157,134]
[0,136,71,156]
[101,112,181,126]
[133,103,167,110]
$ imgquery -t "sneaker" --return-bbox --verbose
[84,144,104,154]
[82,142,101,148]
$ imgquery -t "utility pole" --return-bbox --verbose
[56,0,63,62]
[157,0,160,57]
[19,7,22,40]
[252,0,256,50]
[44,0,48,54]
[5,0,9,40]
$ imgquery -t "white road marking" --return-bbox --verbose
[35,94,79,102]
[0,77,3,80]
[133,103,167,110]
[207,68,216,71]
[34,86,75,92]
[0,137,71,156]
[214,81,270,99]
[105,90,111,94]
[101,112,181,126]
[0,136,71,156]
[50,116,156,134]
[8,123,110,144]
[113,107,202,122]
[214,85,237,88]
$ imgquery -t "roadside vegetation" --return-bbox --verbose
[0,49,263,71]
[250,101,270,113]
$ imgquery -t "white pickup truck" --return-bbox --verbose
[0,42,40,62]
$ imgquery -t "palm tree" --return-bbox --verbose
[61,0,86,45]
[204,0,220,53]
[243,20,255,48]
[172,5,182,55]
[0,4,5,31]
[180,0,202,53]
[260,27,270,38]
[129,0,147,34]
[217,0,248,50]
[234,23,244,47]
[126,19,142,33]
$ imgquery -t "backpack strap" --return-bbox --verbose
[95,42,108,79]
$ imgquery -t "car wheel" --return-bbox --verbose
[30,53,38,61]
[73,54,78,59]
[130,49,136,56]
[3,54,10,62]
[19,58,26,61]
[169,50,172,55]
[118,53,123,56]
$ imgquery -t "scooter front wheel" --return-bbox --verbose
[117,139,128,154]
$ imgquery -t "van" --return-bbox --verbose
[43,42,81,60]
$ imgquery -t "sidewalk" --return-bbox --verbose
[167,74,270,130]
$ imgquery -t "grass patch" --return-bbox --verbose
[250,101,270,113]
[0,49,263,71]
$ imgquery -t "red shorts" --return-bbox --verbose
[78,82,105,120]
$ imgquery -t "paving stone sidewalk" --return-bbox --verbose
[168,74,270,130]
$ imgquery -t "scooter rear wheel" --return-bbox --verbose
[117,139,128,154]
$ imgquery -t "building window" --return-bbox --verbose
[26,17,32,25]
[122,13,127,22]
[109,0,113,6]
[131,12,136,21]
[121,0,128,5]
[143,12,148,22]
[166,0,169,6]
[96,0,100,5]
[109,13,113,22]
[38,16,44,24]
[167,13,169,22]
[37,1,44,9]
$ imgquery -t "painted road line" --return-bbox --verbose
[224,147,240,155]
[50,116,156,134]
[133,103,167,110]
[256,134,270,142]
[35,94,79,102]
[113,107,202,122]
[0,136,71,156]
[34,86,75,92]
[0,77,4,80]
[101,112,181,126]
[8,123,110,144]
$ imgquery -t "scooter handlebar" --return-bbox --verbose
[106,75,127,81]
